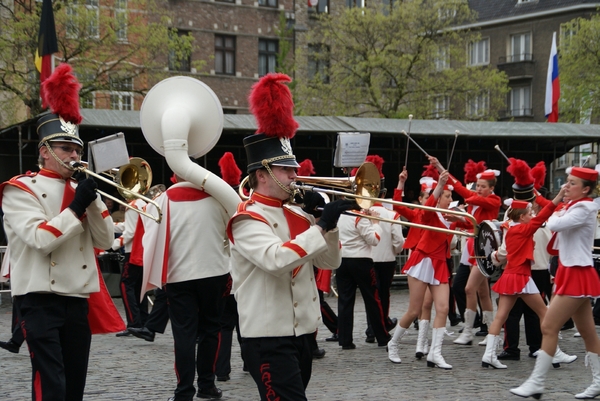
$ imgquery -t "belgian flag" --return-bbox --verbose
[34,0,58,108]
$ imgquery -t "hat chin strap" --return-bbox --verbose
[262,160,295,199]
[43,142,76,173]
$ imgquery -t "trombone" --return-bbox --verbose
[240,162,478,237]
[70,157,163,223]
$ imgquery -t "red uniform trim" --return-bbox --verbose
[167,187,210,202]
[101,209,110,219]
[226,199,270,243]
[39,222,62,237]
[282,241,308,258]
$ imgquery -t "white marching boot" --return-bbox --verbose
[454,309,476,345]
[552,345,577,368]
[481,334,507,369]
[576,352,600,399]
[387,326,407,364]
[509,350,553,399]
[415,320,430,359]
[478,311,494,346]
[427,327,452,370]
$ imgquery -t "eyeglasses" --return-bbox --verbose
[51,145,84,157]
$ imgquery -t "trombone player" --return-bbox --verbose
[0,64,114,400]
[228,73,358,401]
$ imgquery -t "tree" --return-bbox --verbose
[559,15,600,123]
[0,0,195,127]
[293,0,508,119]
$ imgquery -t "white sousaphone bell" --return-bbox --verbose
[140,76,240,217]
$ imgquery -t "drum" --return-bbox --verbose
[474,220,503,279]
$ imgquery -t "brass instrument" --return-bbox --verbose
[240,162,479,237]
[70,157,162,223]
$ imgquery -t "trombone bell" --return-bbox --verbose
[117,157,152,200]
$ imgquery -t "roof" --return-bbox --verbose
[77,109,600,139]
[466,0,600,27]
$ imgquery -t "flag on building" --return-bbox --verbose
[545,32,560,123]
[35,0,58,108]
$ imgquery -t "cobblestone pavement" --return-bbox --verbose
[0,288,597,401]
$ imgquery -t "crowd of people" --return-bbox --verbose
[2,67,600,401]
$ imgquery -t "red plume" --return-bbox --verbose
[506,158,534,186]
[41,64,82,124]
[248,73,298,139]
[218,152,242,187]
[365,155,385,178]
[464,159,486,184]
[531,161,547,190]
[422,164,440,180]
[298,159,316,176]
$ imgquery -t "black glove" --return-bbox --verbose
[317,199,360,232]
[72,171,87,183]
[301,191,325,218]
[69,178,98,218]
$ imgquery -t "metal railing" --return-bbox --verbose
[0,246,9,305]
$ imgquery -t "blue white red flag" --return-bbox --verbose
[545,32,560,123]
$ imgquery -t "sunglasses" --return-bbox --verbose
[51,145,84,157]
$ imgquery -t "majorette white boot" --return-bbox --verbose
[454,309,475,345]
[509,350,552,399]
[415,319,430,359]
[576,352,600,399]
[481,334,507,369]
[387,326,407,364]
[478,311,494,346]
[427,327,452,370]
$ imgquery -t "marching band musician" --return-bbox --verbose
[429,156,502,346]
[0,64,114,400]
[511,166,600,399]
[227,73,357,401]
[387,170,468,369]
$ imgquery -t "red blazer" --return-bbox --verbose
[449,177,501,226]
[413,195,456,258]
[392,189,424,250]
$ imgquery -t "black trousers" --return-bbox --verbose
[119,254,148,328]
[242,334,313,401]
[16,293,91,401]
[10,301,24,346]
[215,293,242,378]
[502,270,551,355]
[366,261,396,336]
[336,257,389,346]
[319,290,338,334]
[145,287,169,334]
[166,274,228,399]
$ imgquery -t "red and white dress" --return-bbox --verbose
[401,195,457,285]
[547,198,600,298]
[492,201,557,295]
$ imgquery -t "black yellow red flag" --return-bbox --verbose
[35,0,58,107]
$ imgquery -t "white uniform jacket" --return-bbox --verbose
[547,199,600,267]
[0,169,114,297]
[142,182,230,292]
[338,212,382,259]
[112,198,146,252]
[370,204,404,263]
[227,192,341,338]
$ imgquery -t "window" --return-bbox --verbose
[468,38,489,66]
[573,145,581,166]
[308,44,330,83]
[258,39,278,77]
[169,30,191,72]
[509,86,531,116]
[258,0,277,7]
[81,92,95,109]
[315,0,329,14]
[66,0,99,39]
[215,35,235,75]
[109,77,133,111]
[560,20,579,50]
[432,95,450,119]
[466,91,489,118]
[510,32,531,62]
[434,46,449,71]
[115,0,127,42]
[347,0,365,8]
[76,72,96,109]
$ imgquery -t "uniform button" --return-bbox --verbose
[84,283,89,287]
[42,193,47,198]
[51,261,56,266]
[310,277,313,281]
[80,247,83,251]
[294,322,298,328]
[82,265,87,269]
[313,297,317,302]
[291,281,295,286]
[51,279,55,284]
[273,223,278,228]
[31,179,36,183]
[293,302,298,307]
